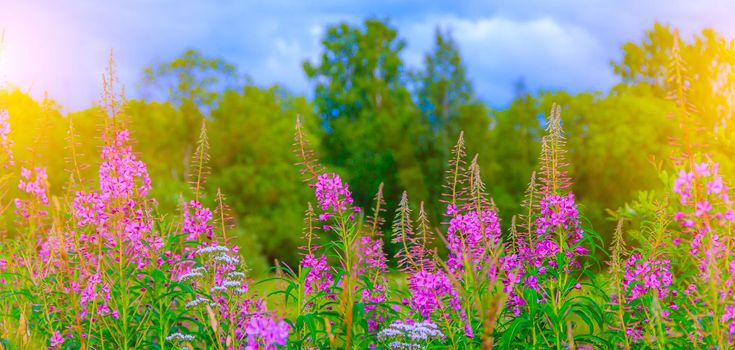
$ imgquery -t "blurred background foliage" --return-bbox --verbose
[1,19,733,272]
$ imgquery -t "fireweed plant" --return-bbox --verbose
[272,107,606,349]
[0,71,288,350]
[1,45,734,349]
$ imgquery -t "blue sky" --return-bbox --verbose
[2,0,735,111]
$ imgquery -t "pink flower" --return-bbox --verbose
[99,130,151,198]
[312,172,354,215]
[708,176,724,195]
[245,314,291,349]
[300,254,334,296]
[446,208,501,273]
[356,236,387,275]
[50,330,64,347]
[534,193,587,267]
[0,110,13,166]
[445,204,458,216]
[526,275,539,290]
[14,167,49,218]
[694,162,710,176]
[623,253,673,302]
[408,270,461,318]
[722,305,735,336]
[695,201,712,217]
[183,200,214,240]
[361,283,387,332]
[68,128,160,268]
[673,170,694,204]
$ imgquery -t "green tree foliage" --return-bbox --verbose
[613,22,735,174]
[142,49,239,178]
[303,19,431,245]
[207,85,317,267]
[538,91,674,232]
[485,91,542,224]
[123,85,319,269]
[413,28,491,224]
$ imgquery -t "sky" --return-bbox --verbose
[2,0,735,112]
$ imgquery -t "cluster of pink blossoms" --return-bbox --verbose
[183,200,214,240]
[724,306,735,338]
[721,260,735,339]
[672,162,735,342]
[356,235,389,332]
[498,254,525,316]
[356,236,388,276]
[0,109,13,167]
[0,258,6,284]
[14,166,49,218]
[672,162,734,258]
[75,272,117,320]
[98,130,152,198]
[72,129,160,269]
[311,173,360,228]
[445,205,501,274]
[300,253,334,296]
[534,193,588,269]
[620,253,676,343]
[362,283,388,332]
[407,270,461,319]
[49,331,64,347]
[299,172,357,297]
[504,193,587,315]
[622,253,674,302]
[245,314,291,349]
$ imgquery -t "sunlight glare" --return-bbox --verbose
[0,30,6,88]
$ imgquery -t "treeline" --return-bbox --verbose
[1,20,733,270]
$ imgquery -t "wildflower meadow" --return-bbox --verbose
[2,11,735,350]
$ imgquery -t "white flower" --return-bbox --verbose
[213,254,239,265]
[185,297,209,308]
[165,332,195,342]
[196,245,229,255]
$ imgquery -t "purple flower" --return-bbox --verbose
[183,200,214,240]
[245,314,291,349]
[446,208,501,273]
[673,170,694,204]
[300,254,334,296]
[623,253,673,302]
[50,330,64,347]
[356,236,389,332]
[356,236,388,275]
[695,201,712,217]
[312,172,355,215]
[0,110,13,166]
[408,270,461,318]
[14,166,49,218]
[534,193,587,268]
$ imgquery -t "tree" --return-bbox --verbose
[142,49,240,178]
[304,19,429,223]
[613,23,735,173]
[412,27,490,223]
[207,85,316,267]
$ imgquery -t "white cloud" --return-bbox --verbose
[400,15,615,105]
